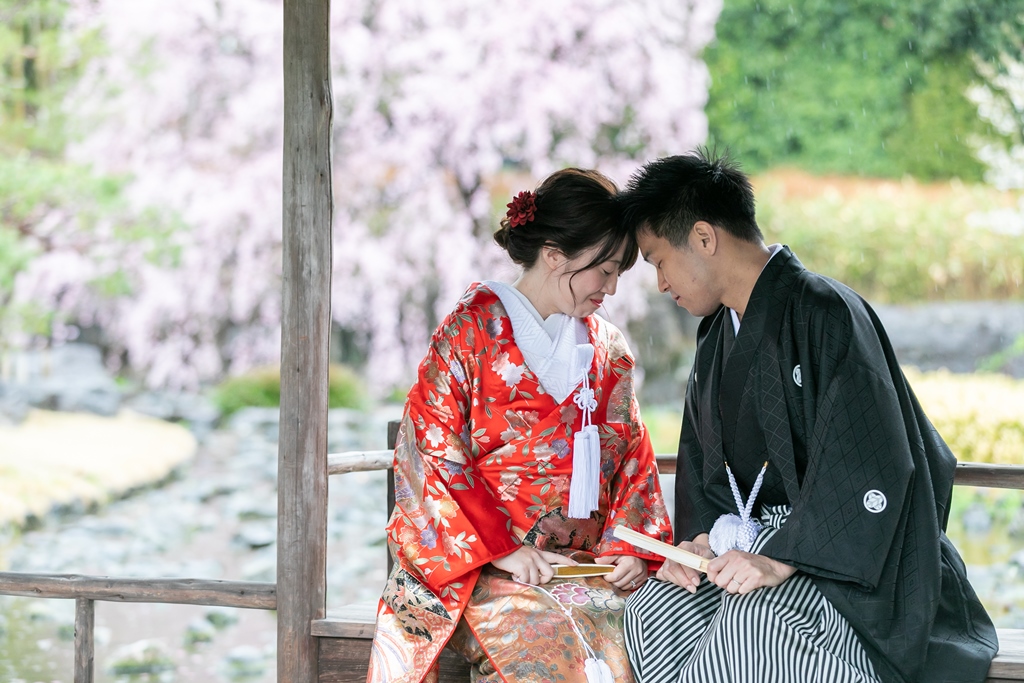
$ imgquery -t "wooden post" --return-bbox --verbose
[74,598,94,683]
[279,0,333,682]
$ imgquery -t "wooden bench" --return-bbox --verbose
[316,442,1024,682]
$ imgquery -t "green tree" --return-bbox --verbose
[705,0,1022,178]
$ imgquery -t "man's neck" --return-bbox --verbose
[723,241,775,320]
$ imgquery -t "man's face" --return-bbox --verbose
[638,229,720,317]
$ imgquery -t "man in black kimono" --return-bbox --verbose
[619,150,997,683]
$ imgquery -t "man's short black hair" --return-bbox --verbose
[619,147,762,246]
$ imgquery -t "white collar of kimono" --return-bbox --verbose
[729,243,783,335]
[483,280,594,404]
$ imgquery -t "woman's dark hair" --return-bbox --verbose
[493,168,638,274]
[619,147,762,246]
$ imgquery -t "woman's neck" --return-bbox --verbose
[513,269,559,319]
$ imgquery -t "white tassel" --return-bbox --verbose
[709,513,762,556]
[708,462,767,555]
[567,375,601,519]
[584,657,615,683]
[568,424,600,518]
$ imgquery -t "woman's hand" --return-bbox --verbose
[595,554,648,591]
[656,533,716,594]
[491,546,575,585]
[706,550,796,595]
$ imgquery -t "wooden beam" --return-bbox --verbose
[327,451,392,476]
[74,598,94,683]
[280,0,333,681]
[0,573,276,609]
[328,452,1024,491]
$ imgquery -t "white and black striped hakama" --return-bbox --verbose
[624,506,881,683]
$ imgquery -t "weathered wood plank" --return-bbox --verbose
[280,0,334,681]
[311,603,376,638]
[318,637,470,683]
[0,573,276,609]
[327,451,392,476]
[953,463,1024,490]
[74,598,94,683]
[992,629,1024,680]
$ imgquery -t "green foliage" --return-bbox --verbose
[704,0,1021,179]
[212,364,368,417]
[757,171,1024,301]
[0,0,100,155]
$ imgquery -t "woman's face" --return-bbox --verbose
[550,241,627,319]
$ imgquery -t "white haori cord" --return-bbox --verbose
[567,372,601,519]
[708,461,768,556]
[518,580,615,683]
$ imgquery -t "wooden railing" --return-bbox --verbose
[0,575,275,682]
[3,441,1021,683]
[329,450,1024,489]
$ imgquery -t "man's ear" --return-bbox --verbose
[691,221,718,255]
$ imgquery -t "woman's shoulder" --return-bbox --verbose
[430,283,509,347]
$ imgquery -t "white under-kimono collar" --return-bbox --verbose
[483,281,594,404]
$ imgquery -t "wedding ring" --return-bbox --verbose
[630,579,637,589]
[730,578,741,586]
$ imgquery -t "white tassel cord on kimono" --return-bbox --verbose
[522,582,615,683]
[568,373,601,519]
[708,461,768,556]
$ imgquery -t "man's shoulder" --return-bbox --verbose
[789,268,868,329]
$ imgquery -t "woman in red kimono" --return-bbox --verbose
[367,168,672,683]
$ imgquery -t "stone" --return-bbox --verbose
[0,383,30,425]
[13,344,123,416]
[874,302,1024,376]
[234,521,276,550]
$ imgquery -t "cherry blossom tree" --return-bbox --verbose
[12,0,720,389]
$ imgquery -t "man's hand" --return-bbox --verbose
[595,554,648,591]
[656,533,715,593]
[491,546,575,584]
[707,550,796,595]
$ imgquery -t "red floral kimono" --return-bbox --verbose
[367,283,671,683]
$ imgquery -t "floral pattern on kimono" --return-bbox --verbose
[367,283,671,683]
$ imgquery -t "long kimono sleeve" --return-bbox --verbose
[759,301,915,589]
[388,319,520,592]
[595,350,673,565]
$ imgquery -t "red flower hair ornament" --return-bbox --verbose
[505,190,537,228]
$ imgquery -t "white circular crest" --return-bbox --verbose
[863,489,887,513]
[792,364,802,387]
